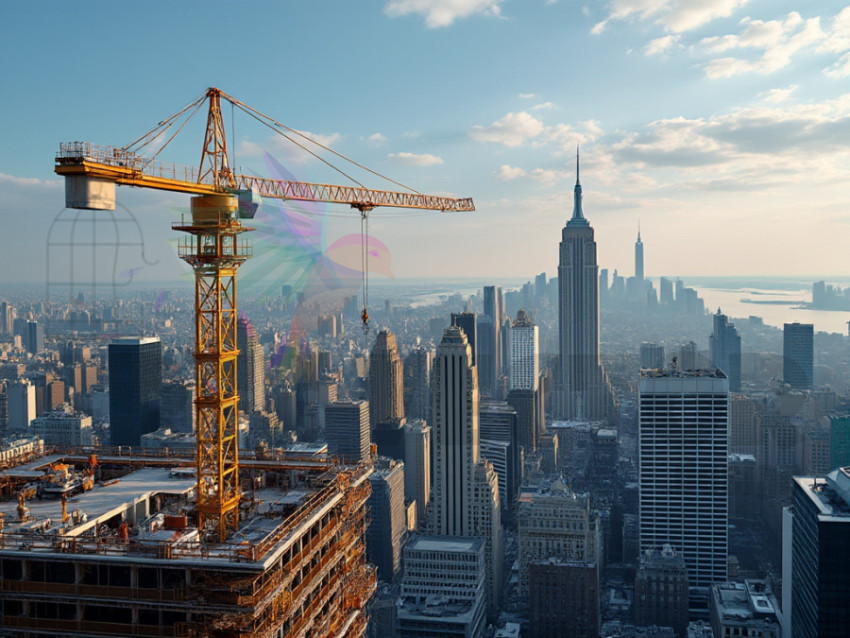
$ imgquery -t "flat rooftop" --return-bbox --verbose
[407,535,482,554]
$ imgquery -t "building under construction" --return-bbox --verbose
[0,447,374,637]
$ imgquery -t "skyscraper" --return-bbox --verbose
[785,467,850,638]
[784,322,814,390]
[108,336,162,446]
[403,419,431,528]
[635,224,644,282]
[558,151,614,421]
[640,342,665,370]
[639,369,729,609]
[508,309,539,392]
[237,315,265,413]
[429,325,503,614]
[324,400,370,464]
[25,320,44,355]
[710,310,741,392]
[366,457,406,583]
[403,346,432,422]
[451,311,477,367]
[481,285,503,395]
[369,329,404,428]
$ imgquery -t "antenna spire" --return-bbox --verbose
[568,144,588,227]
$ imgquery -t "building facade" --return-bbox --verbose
[237,315,265,413]
[367,457,407,583]
[639,369,729,607]
[710,311,741,392]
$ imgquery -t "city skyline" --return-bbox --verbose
[2,2,850,286]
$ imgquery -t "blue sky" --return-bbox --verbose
[2,0,850,287]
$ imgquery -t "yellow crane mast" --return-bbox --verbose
[54,87,474,541]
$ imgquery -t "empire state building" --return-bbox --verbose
[558,151,614,421]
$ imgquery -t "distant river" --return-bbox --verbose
[675,277,850,336]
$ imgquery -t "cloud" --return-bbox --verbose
[384,0,503,27]
[532,101,557,110]
[469,113,602,149]
[387,152,444,166]
[593,0,748,35]
[0,173,62,188]
[470,111,546,147]
[518,93,537,99]
[644,34,681,55]
[606,94,850,188]
[363,132,387,145]
[757,86,797,104]
[498,165,526,180]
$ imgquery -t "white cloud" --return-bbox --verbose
[532,101,557,110]
[470,111,546,147]
[363,132,387,145]
[697,8,850,79]
[498,165,526,180]
[387,152,444,166]
[757,85,797,104]
[518,93,537,99]
[644,34,680,55]
[593,0,748,35]
[384,0,503,28]
[0,173,62,188]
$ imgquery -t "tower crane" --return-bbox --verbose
[54,87,474,541]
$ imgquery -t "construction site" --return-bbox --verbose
[0,447,375,637]
[0,88,472,636]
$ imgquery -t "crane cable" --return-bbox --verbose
[361,210,369,329]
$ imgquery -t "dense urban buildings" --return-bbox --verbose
[557,152,614,421]
[783,322,814,390]
[634,544,689,636]
[108,336,162,446]
[639,369,729,609]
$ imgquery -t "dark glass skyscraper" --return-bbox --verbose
[451,311,477,368]
[369,329,404,428]
[711,310,741,392]
[108,336,162,446]
[784,322,814,389]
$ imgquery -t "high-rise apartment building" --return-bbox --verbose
[429,325,502,614]
[480,400,519,512]
[508,309,538,392]
[639,369,729,607]
[558,152,614,421]
[785,467,850,638]
[369,329,404,428]
[367,457,406,583]
[784,322,814,390]
[711,311,741,392]
[108,336,162,446]
[237,315,265,413]
[25,320,44,355]
[325,400,370,464]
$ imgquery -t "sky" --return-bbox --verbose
[1,0,850,289]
